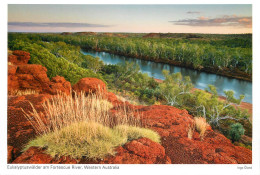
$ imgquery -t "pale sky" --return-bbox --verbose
[8,4,252,34]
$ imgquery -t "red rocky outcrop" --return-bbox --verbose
[50,76,71,95]
[72,77,107,95]
[8,51,71,95]
[12,147,78,164]
[15,64,52,93]
[8,94,52,162]
[136,105,252,164]
[101,138,171,164]
[8,50,30,65]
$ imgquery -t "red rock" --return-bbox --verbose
[50,76,71,95]
[8,65,17,75]
[8,146,19,163]
[8,75,19,92]
[8,64,71,95]
[106,92,118,103]
[72,78,107,95]
[137,105,252,164]
[12,147,53,164]
[8,64,51,94]
[9,50,30,65]
[101,138,171,164]
[12,147,79,164]
[16,64,47,76]
[124,138,165,159]
[8,94,52,159]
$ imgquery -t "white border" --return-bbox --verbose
[1,1,259,175]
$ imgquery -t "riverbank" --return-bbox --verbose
[83,49,252,82]
[154,78,252,120]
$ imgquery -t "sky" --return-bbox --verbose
[8,4,252,34]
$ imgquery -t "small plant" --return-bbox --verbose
[194,117,208,139]
[229,123,245,142]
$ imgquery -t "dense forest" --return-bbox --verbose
[8,32,252,81]
[8,32,251,148]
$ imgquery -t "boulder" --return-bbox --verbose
[50,76,71,95]
[72,78,107,95]
[14,64,51,93]
[101,138,171,164]
[8,64,71,95]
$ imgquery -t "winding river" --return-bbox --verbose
[81,50,252,103]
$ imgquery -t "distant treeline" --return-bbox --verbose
[8,32,252,78]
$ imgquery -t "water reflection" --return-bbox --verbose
[82,50,252,103]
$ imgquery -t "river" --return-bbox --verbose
[81,50,252,103]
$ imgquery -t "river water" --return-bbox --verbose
[81,50,252,103]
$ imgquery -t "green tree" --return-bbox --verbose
[81,55,104,73]
[193,85,247,127]
[158,70,193,106]
[229,123,245,142]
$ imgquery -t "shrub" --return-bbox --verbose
[22,92,160,159]
[229,123,245,142]
[194,117,208,139]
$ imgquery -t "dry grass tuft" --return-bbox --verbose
[187,123,195,139]
[9,89,39,96]
[22,92,115,135]
[194,117,208,139]
[22,92,159,159]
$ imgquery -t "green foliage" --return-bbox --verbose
[8,38,103,85]
[224,90,245,104]
[81,55,104,73]
[24,121,160,159]
[158,70,193,107]
[193,85,249,127]
[229,123,245,142]
[15,32,252,74]
[101,62,158,104]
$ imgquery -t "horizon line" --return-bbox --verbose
[7,31,253,35]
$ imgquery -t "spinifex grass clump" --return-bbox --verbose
[22,92,160,159]
[194,117,208,139]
